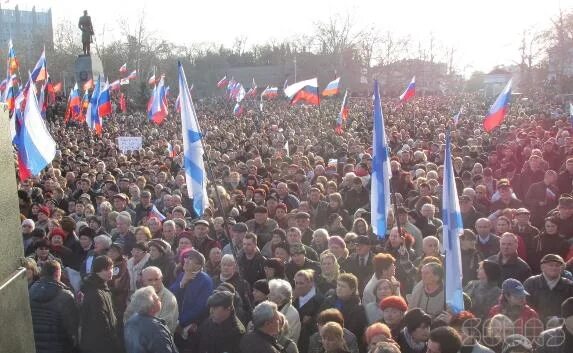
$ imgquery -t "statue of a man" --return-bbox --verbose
[78,10,94,55]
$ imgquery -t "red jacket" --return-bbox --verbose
[488,303,541,339]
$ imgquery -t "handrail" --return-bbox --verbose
[0,267,27,293]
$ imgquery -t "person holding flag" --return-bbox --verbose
[371,80,392,239]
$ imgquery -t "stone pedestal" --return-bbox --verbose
[0,104,35,353]
[75,53,104,84]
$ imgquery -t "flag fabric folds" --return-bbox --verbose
[7,39,19,76]
[65,83,81,121]
[285,78,319,106]
[30,49,47,82]
[261,86,278,98]
[147,76,168,124]
[399,76,416,102]
[97,80,112,118]
[178,62,209,217]
[119,92,127,113]
[335,89,349,134]
[119,63,127,73]
[127,70,137,80]
[216,75,228,88]
[442,130,465,314]
[483,79,512,132]
[149,204,166,221]
[371,80,392,239]
[83,79,93,91]
[14,78,57,180]
[322,77,340,96]
[86,76,102,134]
[453,107,462,126]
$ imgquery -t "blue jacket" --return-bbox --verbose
[169,271,213,327]
[124,313,178,353]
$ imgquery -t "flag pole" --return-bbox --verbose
[182,70,244,278]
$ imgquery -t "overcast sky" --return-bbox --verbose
[8,0,573,74]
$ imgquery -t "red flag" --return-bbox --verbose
[119,93,127,113]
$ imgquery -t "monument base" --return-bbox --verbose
[75,53,104,85]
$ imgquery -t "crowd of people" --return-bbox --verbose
[19,88,573,353]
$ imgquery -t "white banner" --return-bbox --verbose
[117,136,142,152]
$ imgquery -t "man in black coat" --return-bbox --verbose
[198,290,246,353]
[29,259,79,353]
[341,235,373,294]
[487,232,531,283]
[293,269,324,353]
[307,188,329,229]
[237,233,266,286]
[80,255,122,353]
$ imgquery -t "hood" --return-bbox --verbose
[29,279,67,303]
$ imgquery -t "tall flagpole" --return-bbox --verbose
[178,62,243,278]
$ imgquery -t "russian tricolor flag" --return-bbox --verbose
[483,79,512,133]
[97,80,112,118]
[119,63,127,73]
[149,204,166,221]
[66,83,81,121]
[322,77,340,96]
[284,78,319,106]
[147,76,168,124]
[110,79,121,91]
[30,48,47,82]
[336,89,349,134]
[7,39,19,75]
[83,79,93,91]
[261,86,278,98]
[399,76,415,102]
[14,78,56,181]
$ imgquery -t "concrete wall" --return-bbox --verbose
[0,104,35,353]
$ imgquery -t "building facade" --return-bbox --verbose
[0,5,53,71]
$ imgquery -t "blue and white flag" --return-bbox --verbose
[569,103,573,128]
[178,62,208,217]
[371,80,392,239]
[15,76,56,178]
[442,130,465,314]
[453,107,463,126]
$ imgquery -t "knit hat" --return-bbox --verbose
[49,228,67,241]
[379,295,408,312]
[328,236,346,249]
[562,297,573,318]
[253,279,270,295]
[38,206,51,217]
[149,239,171,254]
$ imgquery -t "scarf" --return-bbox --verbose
[401,327,426,352]
[220,272,234,282]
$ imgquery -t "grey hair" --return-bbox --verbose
[116,213,132,225]
[269,278,292,304]
[163,220,176,228]
[141,266,163,278]
[130,286,157,314]
[312,228,329,240]
[252,301,278,329]
[93,235,112,248]
[220,254,236,266]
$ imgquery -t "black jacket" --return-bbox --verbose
[237,250,266,286]
[487,253,532,284]
[341,253,373,294]
[240,330,285,353]
[198,314,246,353]
[321,294,367,344]
[29,278,79,353]
[79,274,121,353]
[293,291,325,353]
[524,274,573,321]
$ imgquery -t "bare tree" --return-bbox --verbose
[313,13,363,56]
